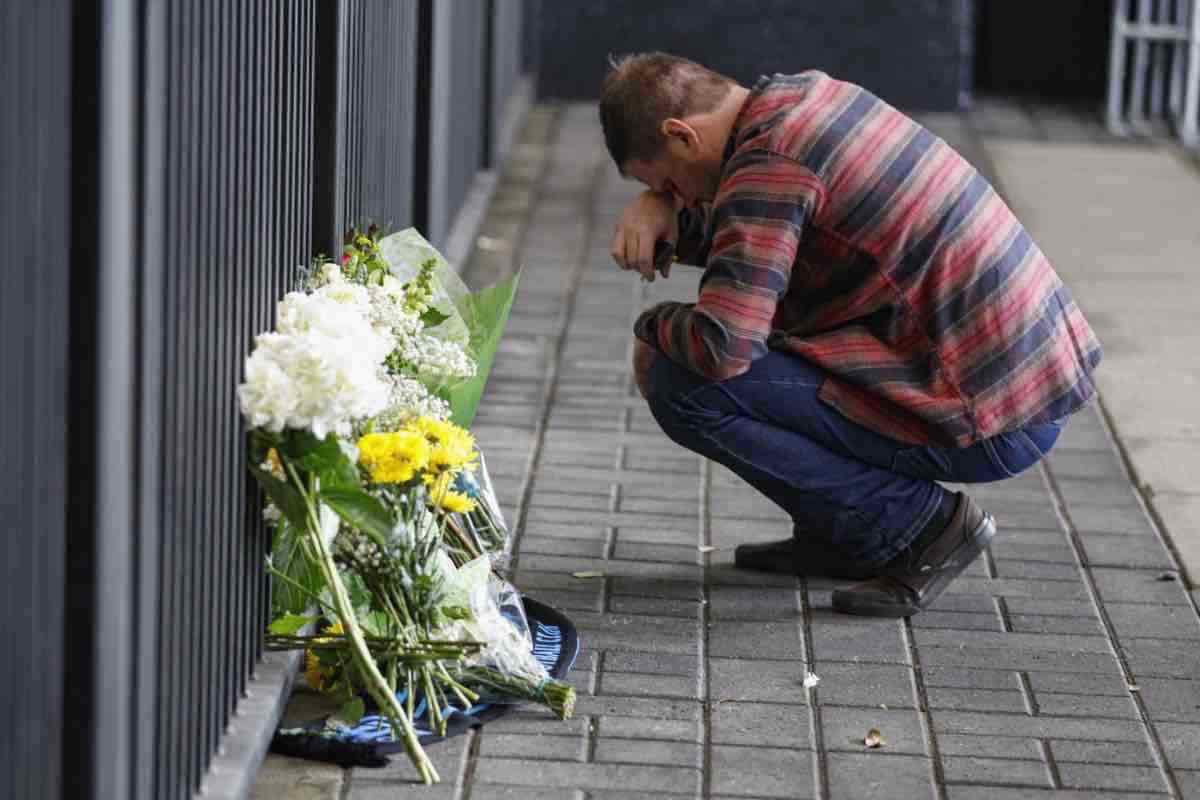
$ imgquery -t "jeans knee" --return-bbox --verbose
[644,359,723,434]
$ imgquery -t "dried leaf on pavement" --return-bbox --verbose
[864,728,885,748]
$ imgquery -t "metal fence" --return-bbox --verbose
[1,1,532,799]
[1107,0,1200,146]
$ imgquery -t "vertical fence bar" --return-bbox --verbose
[1,2,71,798]
[1108,0,1132,133]
[1184,0,1200,144]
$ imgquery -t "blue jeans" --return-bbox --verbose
[644,350,1062,566]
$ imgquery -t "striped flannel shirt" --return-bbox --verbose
[633,71,1102,448]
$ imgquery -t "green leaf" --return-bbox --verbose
[281,430,341,470]
[336,697,365,726]
[419,307,450,328]
[320,487,393,548]
[268,613,320,636]
[448,270,521,428]
[248,463,310,531]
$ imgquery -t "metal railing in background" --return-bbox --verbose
[314,0,421,257]
[1107,0,1200,146]
[1,0,534,798]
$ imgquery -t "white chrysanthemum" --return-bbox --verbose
[397,333,476,380]
[316,262,344,286]
[373,376,451,431]
[239,291,395,438]
[367,284,422,338]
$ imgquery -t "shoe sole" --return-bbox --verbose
[831,512,997,618]
[735,550,880,581]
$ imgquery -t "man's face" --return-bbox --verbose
[624,146,718,211]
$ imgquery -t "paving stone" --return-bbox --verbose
[931,711,1144,742]
[611,539,701,565]
[1054,478,1144,508]
[1104,603,1200,641]
[1092,568,1193,605]
[923,667,1022,691]
[916,645,1120,675]
[1121,637,1200,678]
[1079,534,1175,569]
[711,700,812,747]
[573,612,701,655]
[1049,738,1155,766]
[942,576,1090,601]
[574,694,699,722]
[708,585,800,621]
[483,711,592,736]
[1002,597,1102,618]
[602,650,698,676]
[251,755,345,800]
[1133,677,1200,723]
[820,706,928,755]
[984,534,1080,566]
[1023,670,1132,697]
[1047,450,1129,481]
[808,662,916,709]
[941,755,1051,787]
[937,734,1041,760]
[593,714,701,743]
[912,629,1111,654]
[520,536,608,559]
[478,732,586,761]
[945,786,1154,799]
[708,657,812,705]
[1007,614,1106,636]
[993,560,1082,581]
[912,610,1006,632]
[1176,770,1200,797]
[826,752,934,799]
[710,744,814,798]
[592,737,702,767]
[612,524,700,546]
[598,671,699,700]
[472,758,701,794]
[1057,762,1169,793]
[708,620,806,660]
[1069,505,1158,537]
[518,553,702,583]
[1154,722,1200,769]
[606,594,699,618]
[467,786,584,800]
[808,617,908,664]
[1033,691,1138,719]
[609,576,704,601]
[926,686,1028,714]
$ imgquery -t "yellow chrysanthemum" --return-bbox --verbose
[408,416,477,473]
[423,472,477,513]
[304,622,344,692]
[304,651,326,691]
[357,430,430,483]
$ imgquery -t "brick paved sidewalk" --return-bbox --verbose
[258,105,1200,799]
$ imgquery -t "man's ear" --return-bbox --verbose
[660,118,698,151]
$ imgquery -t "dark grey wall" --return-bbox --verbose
[536,0,975,110]
[974,0,1114,101]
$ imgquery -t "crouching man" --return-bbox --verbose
[600,53,1101,617]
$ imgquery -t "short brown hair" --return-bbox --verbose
[599,52,737,169]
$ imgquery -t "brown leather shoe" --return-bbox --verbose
[735,528,882,581]
[831,494,995,618]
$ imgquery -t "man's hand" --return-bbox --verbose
[610,190,678,282]
[632,338,658,400]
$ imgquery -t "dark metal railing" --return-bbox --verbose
[3,0,531,798]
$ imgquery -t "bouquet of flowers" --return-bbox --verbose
[239,227,568,784]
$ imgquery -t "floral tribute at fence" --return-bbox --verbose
[238,227,572,784]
